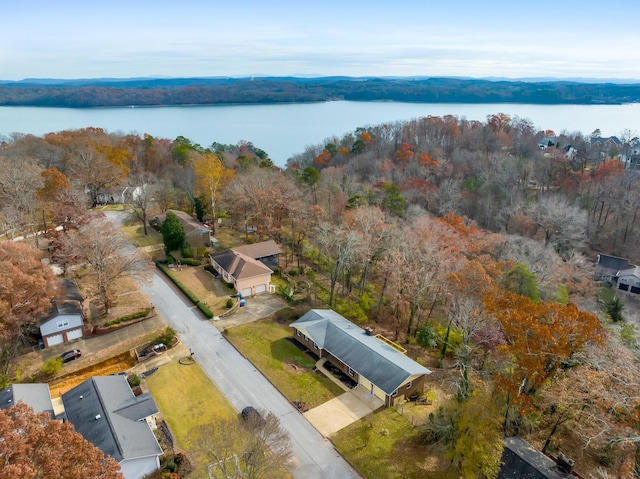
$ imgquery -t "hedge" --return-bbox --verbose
[105,309,152,327]
[180,258,202,266]
[156,262,214,318]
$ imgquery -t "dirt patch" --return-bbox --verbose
[283,362,306,375]
[48,352,137,398]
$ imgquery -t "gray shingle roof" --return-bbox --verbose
[231,240,281,259]
[0,384,54,417]
[290,310,430,395]
[62,376,161,463]
[498,437,568,479]
[210,250,272,279]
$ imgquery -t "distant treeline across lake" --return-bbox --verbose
[1,77,640,107]
[1,101,638,167]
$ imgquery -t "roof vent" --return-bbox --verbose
[365,327,374,336]
[556,453,574,475]
[79,395,83,400]
[95,414,101,420]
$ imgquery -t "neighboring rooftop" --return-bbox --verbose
[210,249,273,279]
[498,437,572,479]
[231,240,281,259]
[0,383,54,417]
[62,376,161,463]
[157,209,211,234]
[290,309,431,394]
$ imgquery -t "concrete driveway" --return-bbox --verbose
[212,294,286,329]
[304,386,384,437]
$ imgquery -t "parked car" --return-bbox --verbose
[241,406,264,426]
[60,349,82,363]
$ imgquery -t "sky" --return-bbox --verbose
[2,0,640,81]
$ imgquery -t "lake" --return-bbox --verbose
[1,101,638,167]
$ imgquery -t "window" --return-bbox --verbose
[56,319,69,328]
[348,367,355,377]
[313,342,319,350]
[304,335,309,342]
[406,381,412,389]
[392,389,398,397]
[296,330,302,337]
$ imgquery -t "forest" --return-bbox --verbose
[1,113,640,478]
[1,76,640,107]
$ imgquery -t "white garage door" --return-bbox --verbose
[240,287,252,298]
[255,284,266,294]
[47,334,64,347]
[66,328,83,341]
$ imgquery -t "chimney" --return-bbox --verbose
[556,453,574,475]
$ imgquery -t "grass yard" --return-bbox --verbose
[225,319,344,408]
[122,221,163,247]
[145,361,237,453]
[331,407,443,479]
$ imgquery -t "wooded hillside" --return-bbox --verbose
[1,77,639,107]
[2,114,640,477]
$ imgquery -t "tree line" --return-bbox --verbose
[1,76,640,107]
[1,114,640,476]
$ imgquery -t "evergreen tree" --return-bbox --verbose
[161,211,185,253]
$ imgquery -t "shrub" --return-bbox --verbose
[288,268,298,277]
[104,309,151,327]
[307,269,316,280]
[155,327,177,347]
[272,267,281,276]
[40,357,63,377]
[204,264,216,274]
[156,262,201,305]
[181,246,193,259]
[226,298,234,308]
[179,258,201,266]
[197,302,214,319]
[417,323,438,349]
[127,374,141,388]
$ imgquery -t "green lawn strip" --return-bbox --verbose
[145,361,237,451]
[331,408,430,479]
[225,320,343,408]
[122,223,163,247]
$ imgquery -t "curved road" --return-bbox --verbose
[141,272,360,479]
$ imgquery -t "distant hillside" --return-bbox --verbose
[0,76,639,107]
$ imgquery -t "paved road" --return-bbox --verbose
[142,272,360,479]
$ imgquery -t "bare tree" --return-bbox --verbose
[59,217,150,313]
[190,412,292,479]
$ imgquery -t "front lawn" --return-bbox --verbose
[145,360,237,451]
[224,319,344,408]
[331,407,442,479]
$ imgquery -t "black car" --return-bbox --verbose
[241,406,264,425]
[60,349,82,363]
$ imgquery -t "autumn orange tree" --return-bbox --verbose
[0,241,57,387]
[0,403,123,479]
[484,290,605,416]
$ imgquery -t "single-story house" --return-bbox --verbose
[498,437,575,478]
[0,383,54,418]
[155,209,213,248]
[62,376,162,479]
[229,239,281,269]
[290,309,431,406]
[40,278,84,348]
[210,249,273,297]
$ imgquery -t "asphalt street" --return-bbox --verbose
[141,272,360,479]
